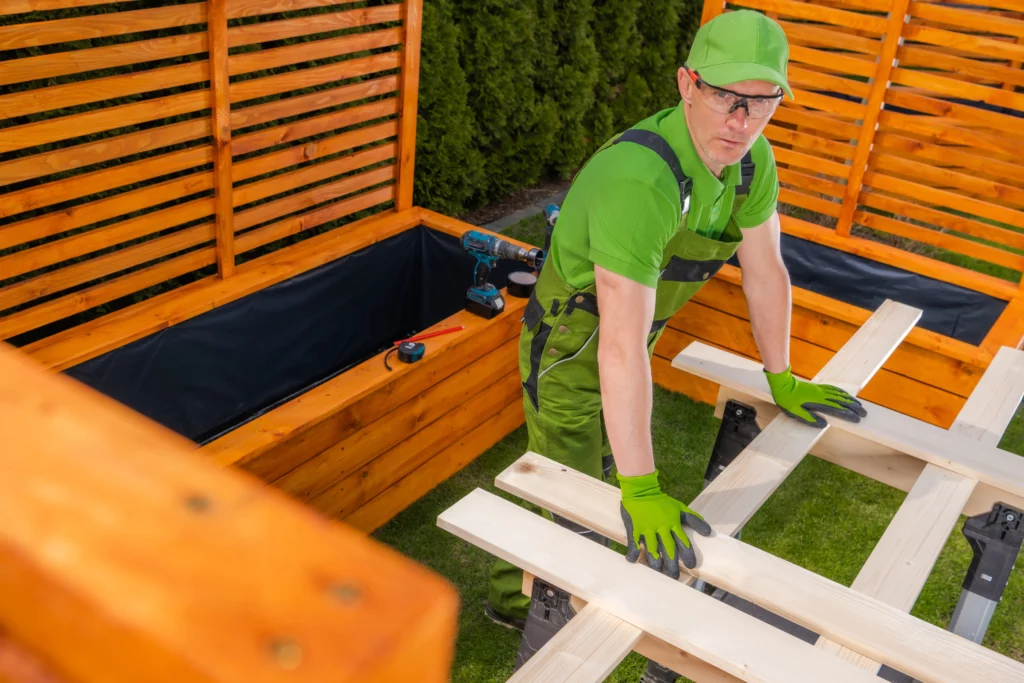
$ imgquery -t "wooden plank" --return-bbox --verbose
[764,125,856,160]
[835,0,913,237]
[233,161,396,234]
[884,88,1024,143]
[788,44,877,78]
[787,64,872,100]
[858,190,1024,253]
[776,19,881,55]
[203,294,523,477]
[770,106,862,140]
[683,300,921,538]
[396,0,423,212]
[0,52,399,157]
[873,131,1024,194]
[863,169,1024,231]
[853,209,1024,273]
[0,6,399,89]
[817,342,1024,670]
[209,0,234,280]
[0,339,458,683]
[877,109,1017,162]
[731,0,888,33]
[658,306,966,428]
[0,4,207,51]
[897,44,1024,91]
[779,215,1019,301]
[19,208,419,371]
[778,187,842,217]
[507,604,640,683]
[950,344,1024,446]
[440,488,911,683]
[232,27,404,80]
[275,336,519,502]
[777,167,846,199]
[308,369,522,520]
[981,296,1024,354]
[701,265,991,369]
[909,1,1024,40]
[708,385,1024,519]
[902,22,1024,63]
[774,146,854,180]
[0,98,396,231]
[0,60,210,122]
[347,400,524,532]
[0,76,395,189]
[891,67,1024,120]
[785,87,867,120]
[674,341,1024,500]
[492,452,1024,683]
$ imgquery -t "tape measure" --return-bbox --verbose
[384,341,425,371]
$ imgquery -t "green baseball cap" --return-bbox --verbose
[686,10,793,99]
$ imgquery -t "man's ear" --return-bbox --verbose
[678,67,694,105]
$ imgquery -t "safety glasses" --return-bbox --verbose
[686,67,783,119]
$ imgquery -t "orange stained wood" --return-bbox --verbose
[731,0,889,33]
[779,215,1019,302]
[981,295,1024,354]
[208,0,234,279]
[273,336,520,502]
[397,0,424,212]
[0,339,458,683]
[835,0,913,237]
[343,398,525,532]
[207,297,526,482]
[308,369,523,519]
[19,208,421,371]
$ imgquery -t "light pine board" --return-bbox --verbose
[507,603,640,683]
[816,344,1024,669]
[438,488,884,683]
[673,341,1024,499]
[494,452,1024,683]
[687,300,921,537]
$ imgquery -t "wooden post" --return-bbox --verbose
[395,0,423,213]
[700,0,726,25]
[834,0,911,238]
[208,0,235,278]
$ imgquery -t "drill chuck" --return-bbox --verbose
[462,230,543,269]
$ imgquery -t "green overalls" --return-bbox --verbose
[488,125,757,620]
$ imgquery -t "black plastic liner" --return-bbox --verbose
[65,226,531,444]
[727,233,1007,346]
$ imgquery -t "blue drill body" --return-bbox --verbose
[461,230,544,318]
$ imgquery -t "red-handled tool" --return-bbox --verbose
[385,325,466,371]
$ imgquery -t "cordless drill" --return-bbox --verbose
[462,230,544,319]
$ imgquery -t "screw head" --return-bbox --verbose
[269,639,303,670]
[329,583,361,603]
[184,495,212,513]
[1007,514,1017,522]
[735,409,743,416]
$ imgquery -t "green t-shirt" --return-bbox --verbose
[549,101,779,290]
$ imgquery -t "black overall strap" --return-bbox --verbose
[736,149,755,196]
[612,128,692,216]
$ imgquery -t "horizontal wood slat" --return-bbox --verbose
[788,45,877,79]
[765,125,856,160]
[776,19,881,54]
[897,45,1024,90]
[872,131,1024,190]
[774,147,852,180]
[779,187,842,218]
[908,1,1024,40]
[0,4,207,51]
[902,22,1024,62]
[731,0,888,33]
[0,5,401,89]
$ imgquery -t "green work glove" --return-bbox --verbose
[618,470,711,579]
[765,365,867,429]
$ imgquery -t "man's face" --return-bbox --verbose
[678,67,781,172]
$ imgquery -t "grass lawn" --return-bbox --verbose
[372,213,1024,681]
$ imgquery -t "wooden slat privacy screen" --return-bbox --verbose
[0,0,414,346]
[705,0,1024,305]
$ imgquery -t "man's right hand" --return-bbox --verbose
[618,470,711,579]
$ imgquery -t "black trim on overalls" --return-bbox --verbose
[736,149,755,196]
[613,129,692,212]
[662,255,726,283]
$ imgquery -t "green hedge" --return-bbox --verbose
[413,0,703,217]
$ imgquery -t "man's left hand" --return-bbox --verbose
[765,365,867,428]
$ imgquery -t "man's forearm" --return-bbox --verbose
[598,336,655,477]
[744,262,792,374]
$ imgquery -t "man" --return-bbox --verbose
[486,9,867,681]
